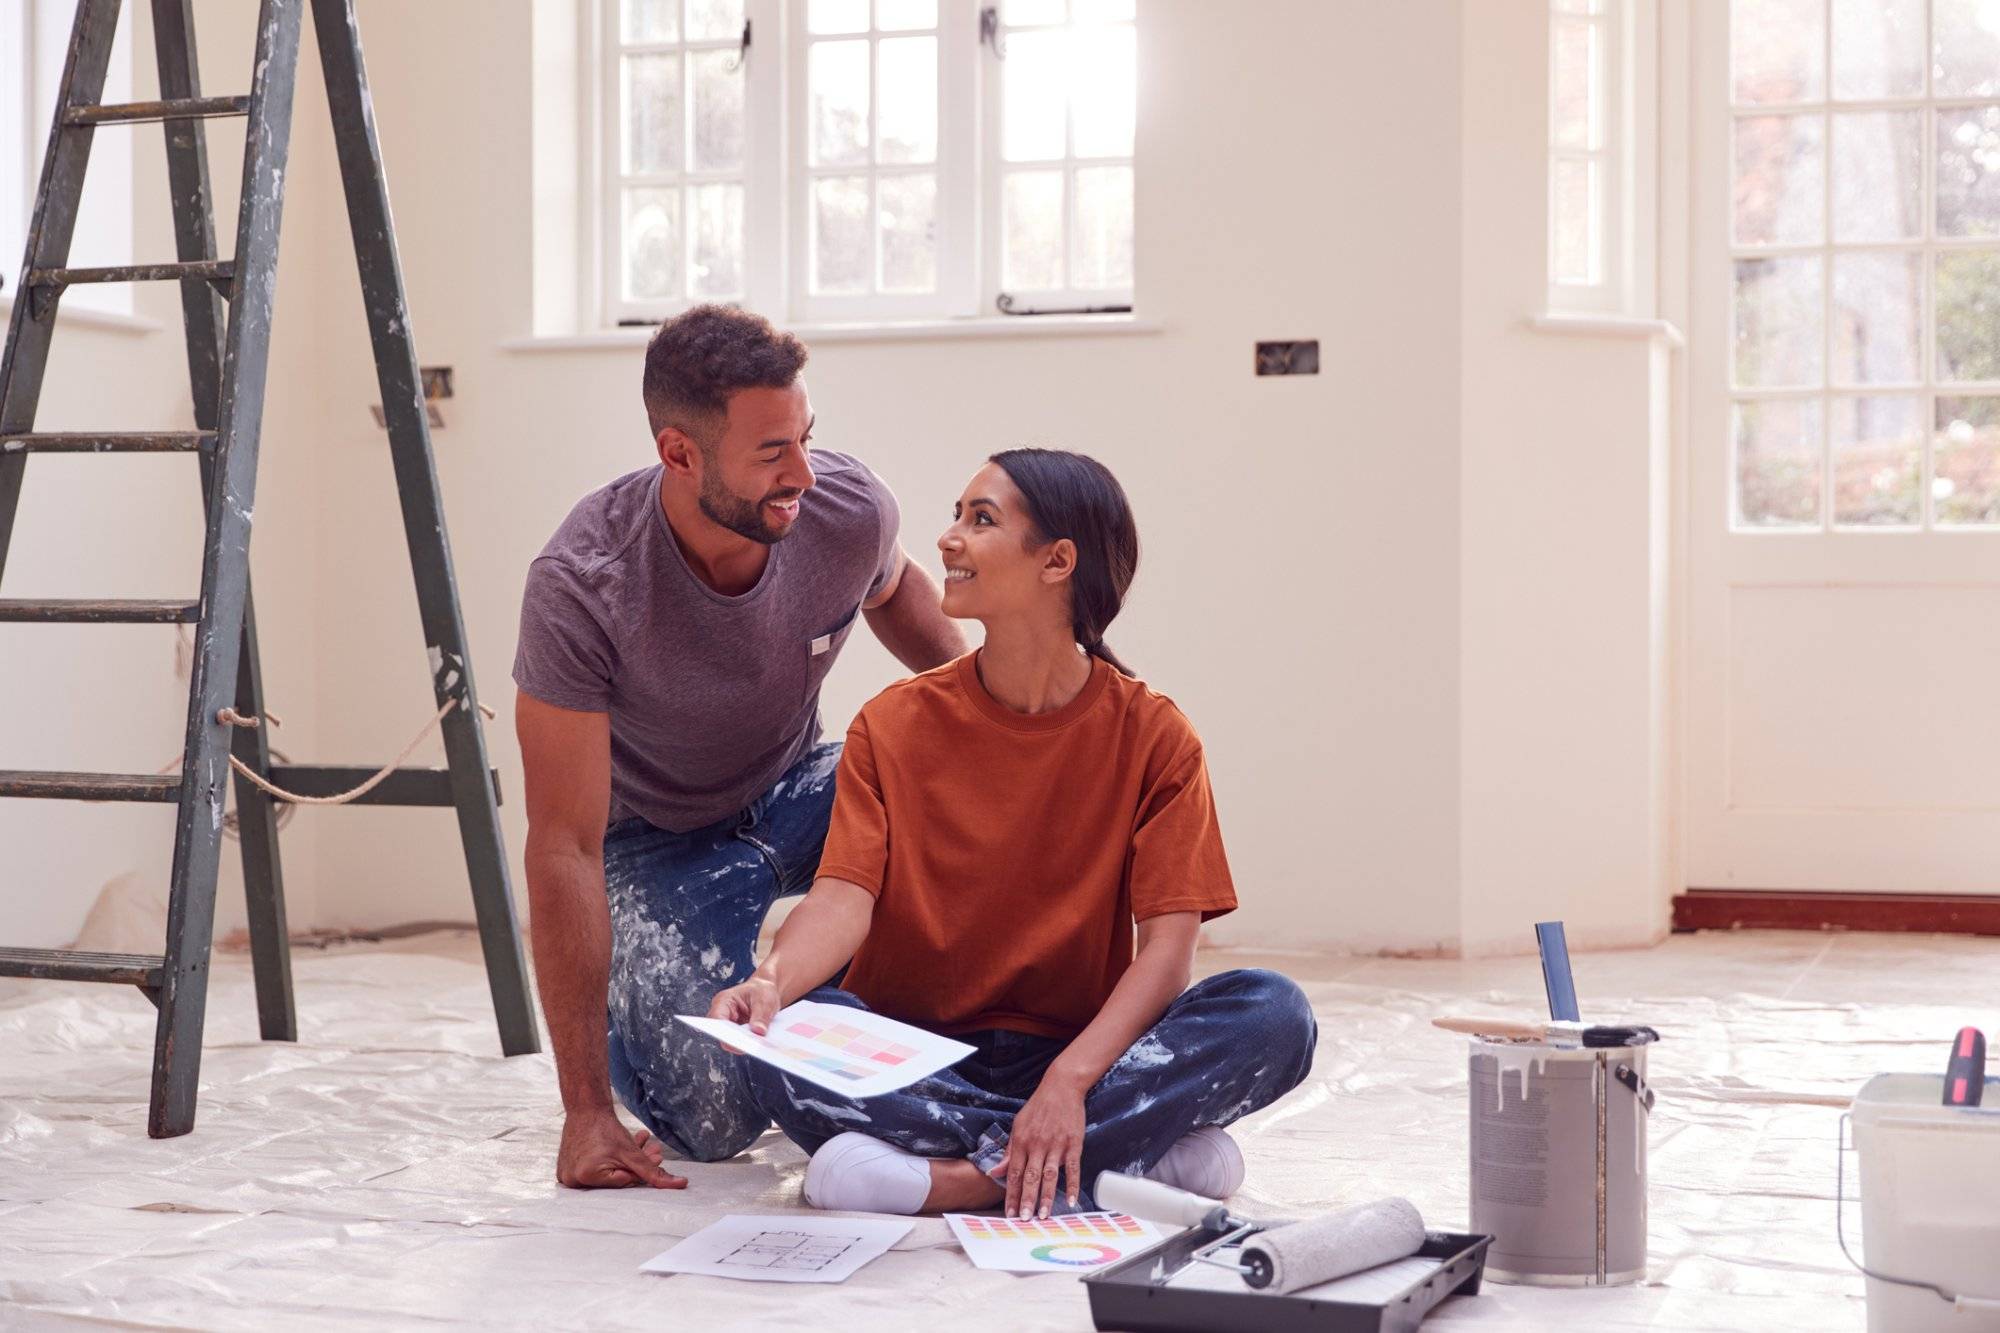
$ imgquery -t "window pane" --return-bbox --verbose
[876,0,938,30]
[1831,0,1923,100]
[690,182,743,297]
[809,0,870,34]
[1733,114,1824,246]
[1553,158,1597,284]
[1832,111,1922,242]
[1003,0,1067,23]
[623,188,682,301]
[623,0,678,43]
[1004,170,1065,289]
[685,0,742,41]
[1732,0,1824,104]
[623,54,683,175]
[1073,165,1133,288]
[1074,0,1135,18]
[810,40,871,167]
[1937,250,2000,382]
[812,176,871,293]
[1935,0,2000,98]
[1832,252,1922,385]
[1937,105,2000,239]
[1935,396,2000,525]
[1071,24,1135,158]
[1735,398,1824,527]
[690,49,744,172]
[1735,256,1824,387]
[1552,18,1597,151]
[877,37,938,164]
[1004,30,1069,160]
[879,173,937,292]
[1832,396,1922,526]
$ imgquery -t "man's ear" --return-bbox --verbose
[1040,537,1078,587]
[658,425,703,479]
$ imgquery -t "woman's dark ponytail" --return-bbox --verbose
[989,448,1140,677]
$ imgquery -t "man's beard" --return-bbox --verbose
[698,470,799,546]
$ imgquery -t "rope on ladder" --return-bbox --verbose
[215,697,497,806]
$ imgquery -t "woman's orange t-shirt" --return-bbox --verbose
[817,652,1237,1040]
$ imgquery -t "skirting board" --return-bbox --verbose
[1673,889,2000,937]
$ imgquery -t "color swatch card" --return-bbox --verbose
[945,1211,1167,1273]
[677,1001,974,1097]
[640,1214,912,1284]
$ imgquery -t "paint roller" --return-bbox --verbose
[1095,1172,1428,1295]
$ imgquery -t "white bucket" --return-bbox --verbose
[1846,1073,2000,1332]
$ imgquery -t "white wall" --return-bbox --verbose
[9,0,1680,959]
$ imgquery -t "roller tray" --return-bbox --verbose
[1082,1229,1492,1333]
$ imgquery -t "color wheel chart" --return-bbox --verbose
[946,1212,1164,1273]
[765,1017,919,1083]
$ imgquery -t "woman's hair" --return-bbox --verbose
[989,447,1140,677]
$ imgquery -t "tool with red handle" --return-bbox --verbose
[1943,1027,1987,1107]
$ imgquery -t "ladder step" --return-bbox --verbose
[0,771,181,801]
[0,598,200,623]
[2,431,216,455]
[0,946,165,988]
[65,96,251,126]
[26,260,234,287]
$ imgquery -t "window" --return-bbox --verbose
[595,0,1136,327]
[1728,0,2000,530]
[1,1,134,319]
[1548,0,1631,312]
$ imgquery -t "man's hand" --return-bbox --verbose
[708,976,783,1052]
[557,1108,688,1190]
[1000,1073,1088,1219]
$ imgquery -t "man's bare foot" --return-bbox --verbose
[922,1157,1005,1213]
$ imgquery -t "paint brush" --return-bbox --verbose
[1432,1015,1659,1047]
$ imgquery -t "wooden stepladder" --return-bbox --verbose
[0,0,540,1138]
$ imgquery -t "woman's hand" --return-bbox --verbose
[1001,1073,1088,1218]
[707,975,783,1052]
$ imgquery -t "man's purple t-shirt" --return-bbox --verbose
[512,449,899,833]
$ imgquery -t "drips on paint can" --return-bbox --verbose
[1467,1035,1655,1286]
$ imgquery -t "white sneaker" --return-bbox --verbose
[803,1132,932,1214]
[1143,1126,1245,1200]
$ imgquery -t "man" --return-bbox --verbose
[513,305,966,1190]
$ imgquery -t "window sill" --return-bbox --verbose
[501,313,1163,353]
[1526,310,1685,348]
[0,295,163,336]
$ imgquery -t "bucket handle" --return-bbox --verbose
[1613,1062,1654,1112]
[1836,1112,2000,1313]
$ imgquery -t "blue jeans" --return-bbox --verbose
[603,742,843,1162]
[741,969,1319,1210]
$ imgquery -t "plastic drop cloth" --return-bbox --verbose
[5,927,1990,1331]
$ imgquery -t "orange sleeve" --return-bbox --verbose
[816,712,890,898]
[1129,741,1238,923]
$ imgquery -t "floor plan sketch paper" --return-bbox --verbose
[945,1211,1168,1272]
[640,1215,913,1284]
[678,1001,975,1097]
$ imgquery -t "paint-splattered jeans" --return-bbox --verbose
[603,742,843,1162]
[743,968,1319,1209]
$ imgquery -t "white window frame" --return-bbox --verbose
[1721,0,2000,533]
[587,0,1135,330]
[1547,0,1634,314]
[594,0,783,327]
[2,1,134,320]
[977,2,1135,316]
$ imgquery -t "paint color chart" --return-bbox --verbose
[945,1211,1166,1273]
[764,1018,920,1084]
[677,1001,975,1098]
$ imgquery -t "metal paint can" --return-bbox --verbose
[1467,1037,1655,1285]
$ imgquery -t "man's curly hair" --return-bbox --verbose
[642,304,809,445]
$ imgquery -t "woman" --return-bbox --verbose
[706,448,1316,1219]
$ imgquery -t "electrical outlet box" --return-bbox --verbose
[1255,340,1319,376]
